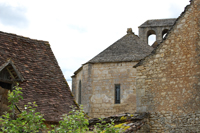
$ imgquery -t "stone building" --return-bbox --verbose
[72,19,177,118]
[135,0,200,132]
[72,29,154,118]
[73,0,200,131]
[0,31,76,124]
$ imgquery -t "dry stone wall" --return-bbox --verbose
[137,112,200,133]
[136,0,200,132]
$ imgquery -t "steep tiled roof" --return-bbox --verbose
[139,18,176,28]
[0,31,76,122]
[87,29,153,63]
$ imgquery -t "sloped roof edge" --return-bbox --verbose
[86,31,153,64]
[0,30,77,122]
[134,0,193,68]
[71,65,83,77]
[0,31,50,45]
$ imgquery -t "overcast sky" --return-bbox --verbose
[0,0,190,88]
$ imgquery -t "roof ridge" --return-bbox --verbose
[139,18,177,28]
[0,31,49,44]
[144,18,177,21]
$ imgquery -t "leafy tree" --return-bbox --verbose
[50,106,123,133]
[0,85,46,133]
[50,106,89,133]
[0,85,123,133]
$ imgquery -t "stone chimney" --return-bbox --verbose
[127,28,134,34]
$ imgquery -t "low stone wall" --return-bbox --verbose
[137,112,200,133]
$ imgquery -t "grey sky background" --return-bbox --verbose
[0,0,190,88]
[0,3,28,28]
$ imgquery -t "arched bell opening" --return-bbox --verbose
[147,30,156,46]
[162,29,169,38]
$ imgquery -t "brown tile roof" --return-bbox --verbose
[0,31,77,122]
[87,29,153,63]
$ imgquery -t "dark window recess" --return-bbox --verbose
[0,82,12,90]
[115,84,120,104]
[78,80,81,104]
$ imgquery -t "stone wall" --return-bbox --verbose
[137,112,200,133]
[0,87,9,115]
[72,64,92,114]
[90,62,137,118]
[136,0,200,132]
[72,61,137,118]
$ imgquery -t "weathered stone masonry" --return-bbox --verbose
[72,18,178,119]
[135,0,200,132]
[72,62,137,118]
[72,63,93,114]
[72,1,200,132]
[72,31,153,118]
[89,62,137,118]
[139,18,176,46]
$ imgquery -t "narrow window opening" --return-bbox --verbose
[115,84,120,104]
[78,80,81,104]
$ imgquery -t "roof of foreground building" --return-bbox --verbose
[0,31,76,122]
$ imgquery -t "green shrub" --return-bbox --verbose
[0,84,123,133]
[0,84,46,133]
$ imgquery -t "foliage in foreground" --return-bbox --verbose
[0,85,46,133]
[50,107,123,133]
[0,85,123,133]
